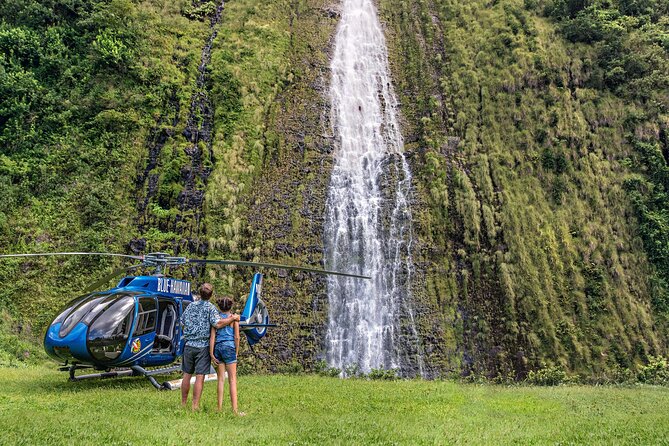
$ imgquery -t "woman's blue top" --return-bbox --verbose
[215,312,235,347]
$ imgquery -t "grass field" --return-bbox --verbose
[0,365,668,445]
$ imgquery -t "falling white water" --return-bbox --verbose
[325,0,423,375]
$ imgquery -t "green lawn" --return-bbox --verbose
[0,365,668,445]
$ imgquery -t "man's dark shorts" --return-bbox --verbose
[182,345,210,375]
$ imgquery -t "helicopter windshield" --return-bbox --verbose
[87,295,135,361]
[82,293,138,325]
[58,293,111,338]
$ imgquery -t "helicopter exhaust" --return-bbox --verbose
[163,373,221,391]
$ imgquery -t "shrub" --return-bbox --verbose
[560,7,620,43]
[277,360,304,375]
[461,372,489,384]
[92,30,130,67]
[343,363,364,378]
[322,367,341,377]
[611,365,636,384]
[525,365,572,386]
[492,371,517,384]
[314,360,341,377]
[368,368,400,381]
[182,1,217,21]
[637,356,669,385]
[0,311,44,367]
[236,361,254,376]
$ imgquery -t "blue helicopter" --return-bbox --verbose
[0,252,368,389]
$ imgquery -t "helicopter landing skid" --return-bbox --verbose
[67,364,183,390]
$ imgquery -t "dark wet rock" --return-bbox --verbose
[128,238,146,254]
[321,6,340,19]
[278,347,292,362]
[274,243,291,254]
[441,136,461,155]
[134,1,225,267]
[135,88,180,227]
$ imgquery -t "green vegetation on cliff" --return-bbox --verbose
[0,0,342,371]
[380,0,668,377]
[0,0,216,325]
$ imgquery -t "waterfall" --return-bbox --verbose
[324,0,423,376]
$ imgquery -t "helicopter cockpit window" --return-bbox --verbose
[52,294,91,325]
[81,293,134,325]
[133,298,157,337]
[59,294,110,338]
[87,295,135,361]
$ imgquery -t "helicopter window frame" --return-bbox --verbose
[133,297,158,337]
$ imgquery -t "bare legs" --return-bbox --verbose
[215,362,243,415]
[181,373,205,411]
[216,363,226,411]
[181,373,191,407]
[192,375,205,410]
[227,363,239,414]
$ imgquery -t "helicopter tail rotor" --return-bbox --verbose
[239,273,273,346]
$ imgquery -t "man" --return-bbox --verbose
[180,282,239,410]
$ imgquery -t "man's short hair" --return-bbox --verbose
[199,283,213,301]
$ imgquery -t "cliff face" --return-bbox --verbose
[379,0,667,377]
[0,0,666,377]
[197,0,669,377]
[207,0,340,371]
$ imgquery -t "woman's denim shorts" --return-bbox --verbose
[214,342,237,364]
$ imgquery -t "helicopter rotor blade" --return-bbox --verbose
[240,323,278,329]
[0,252,144,261]
[188,259,370,279]
[81,264,143,294]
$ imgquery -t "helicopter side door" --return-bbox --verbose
[128,296,158,365]
[149,298,179,356]
[175,299,190,358]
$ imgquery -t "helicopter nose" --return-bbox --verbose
[44,322,93,363]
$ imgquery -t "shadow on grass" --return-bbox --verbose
[15,366,183,395]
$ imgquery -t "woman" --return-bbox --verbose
[209,296,244,415]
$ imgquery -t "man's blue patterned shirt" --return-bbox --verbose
[180,300,220,348]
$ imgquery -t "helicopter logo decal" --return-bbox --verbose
[156,278,190,296]
[131,339,141,354]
